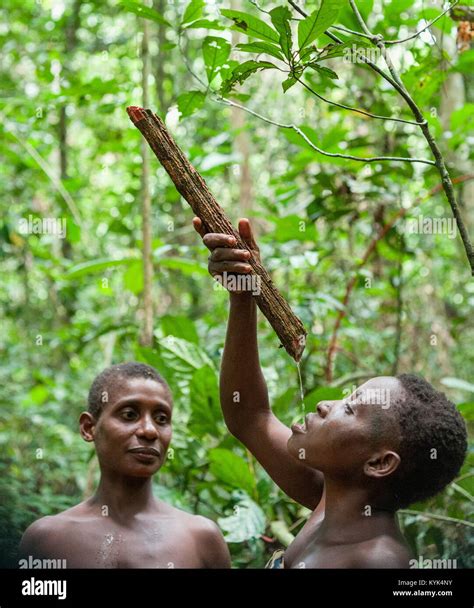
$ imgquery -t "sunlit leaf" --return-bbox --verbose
[298,0,345,51]
[269,6,293,60]
[220,9,280,44]
[176,90,206,117]
[121,0,170,26]
[181,0,204,26]
[202,36,231,83]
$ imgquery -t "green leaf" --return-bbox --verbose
[188,366,221,436]
[160,315,199,344]
[156,336,214,373]
[453,49,474,75]
[202,36,231,83]
[121,0,170,26]
[457,402,474,422]
[269,6,293,61]
[184,19,225,30]
[317,39,371,61]
[123,260,143,294]
[217,492,266,542]
[236,42,284,61]
[421,8,454,34]
[63,256,137,279]
[181,0,204,26]
[158,257,208,276]
[176,90,206,117]
[304,387,344,407]
[209,449,256,496]
[308,64,339,79]
[220,9,280,44]
[21,385,49,408]
[267,214,318,242]
[282,76,297,92]
[298,0,344,51]
[220,60,276,95]
[441,377,474,393]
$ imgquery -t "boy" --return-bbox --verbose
[19,363,231,568]
[193,216,467,568]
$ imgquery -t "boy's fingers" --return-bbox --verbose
[210,248,251,263]
[203,233,237,251]
[238,218,259,251]
[209,261,252,275]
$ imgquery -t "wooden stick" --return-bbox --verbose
[127,106,307,361]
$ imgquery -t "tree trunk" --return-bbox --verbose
[140,17,154,347]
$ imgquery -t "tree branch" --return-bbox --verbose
[330,24,373,40]
[324,174,474,382]
[399,509,474,529]
[287,0,306,18]
[127,106,307,361]
[348,0,474,274]
[386,1,460,45]
[297,77,425,126]
[286,2,416,98]
[216,97,435,166]
[4,119,83,228]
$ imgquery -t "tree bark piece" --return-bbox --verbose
[127,106,307,361]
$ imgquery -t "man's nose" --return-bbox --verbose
[316,401,330,418]
[136,415,159,440]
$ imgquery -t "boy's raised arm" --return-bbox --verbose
[193,217,323,510]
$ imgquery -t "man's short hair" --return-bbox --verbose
[389,373,467,509]
[87,362,170,419]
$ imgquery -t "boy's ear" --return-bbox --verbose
[79,412,97,442]
[364,451,400,479]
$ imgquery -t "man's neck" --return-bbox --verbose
[89,470,158,521]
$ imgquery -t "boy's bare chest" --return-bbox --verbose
[284,510,325,568]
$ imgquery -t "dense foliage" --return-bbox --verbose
[1,0,473,568]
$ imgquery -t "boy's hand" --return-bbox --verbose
[192,217,261,292]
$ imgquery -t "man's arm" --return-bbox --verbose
[193,217,323,510]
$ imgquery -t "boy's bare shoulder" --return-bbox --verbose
[345,535,412,569]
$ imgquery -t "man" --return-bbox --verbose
[193,216,467,568]
[19,363,231,568]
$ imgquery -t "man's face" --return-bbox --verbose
[287,377,402,479]
[85,377,173,478]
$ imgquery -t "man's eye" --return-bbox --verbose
[155,414,168,424]
[121,410,137,420]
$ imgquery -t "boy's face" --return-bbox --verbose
[81,377,173,478]
[287,376,403,479]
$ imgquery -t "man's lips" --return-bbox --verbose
[128,446,160,458]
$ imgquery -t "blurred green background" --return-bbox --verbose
[1,0,473,568]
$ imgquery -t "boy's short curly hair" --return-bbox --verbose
[389,374,467,509]
[87,362,170,419]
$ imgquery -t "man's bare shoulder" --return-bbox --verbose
[20,515,63,555]
[154,504,230,567]
[20,503,91,551]
[156,502,220,534]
